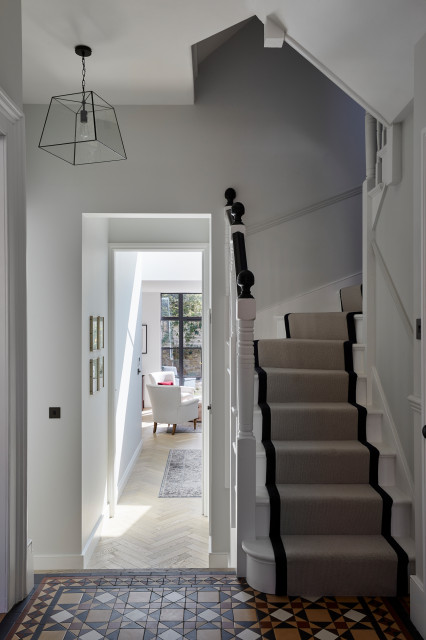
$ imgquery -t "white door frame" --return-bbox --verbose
[108,241,211,519]
[410,129,426,636]
[0,87,28,612]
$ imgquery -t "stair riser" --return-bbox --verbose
[257,449,396,488]
[255,497,411,538]
[353,345,365,374]
[254,407,383,443]
[355,314,364,343]
[245,551,398,596]
[378,454,396,486]
[274,450,370,484]
[254,374,367,406]
[266,371,350,403]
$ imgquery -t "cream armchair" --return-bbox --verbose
[146,371,198,402]
[146,384,199,435]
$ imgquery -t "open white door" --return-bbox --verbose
[410,129,426,637]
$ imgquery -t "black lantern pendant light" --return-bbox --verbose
[39,45,126,165]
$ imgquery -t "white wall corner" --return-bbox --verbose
[117,437,143,500]
[264,16,285,48]
[82,513,105,568]
[380,124,402,186]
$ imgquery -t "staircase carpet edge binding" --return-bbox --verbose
[252,316,408,595]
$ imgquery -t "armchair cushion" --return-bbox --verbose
[158,381,173,385]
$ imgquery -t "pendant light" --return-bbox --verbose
[39,45,126,165]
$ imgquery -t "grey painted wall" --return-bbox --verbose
[0,0,23,107]
[25,18,365,563]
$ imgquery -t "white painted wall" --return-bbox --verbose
[81,217,109,557]
[25,18,365,562]
[114,252,143,492]
[410,31,426,638]
[257,272,362,339]
[109,218,209,244]
[248,192,362,335]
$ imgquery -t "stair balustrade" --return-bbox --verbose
[224,188,256,575]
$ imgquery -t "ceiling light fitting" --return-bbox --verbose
[38,45,126,165]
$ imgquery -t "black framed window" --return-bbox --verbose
[161,293,202,386]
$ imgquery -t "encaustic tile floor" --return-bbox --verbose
[0,571,422,640]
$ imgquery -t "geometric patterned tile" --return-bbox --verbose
[0,572,422,640]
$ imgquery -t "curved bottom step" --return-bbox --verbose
[243,535,403,596]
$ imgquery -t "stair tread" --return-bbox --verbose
[256,484,384,502]
[243,535,397,563]
[267,402,357,410]
[273,440,369,452]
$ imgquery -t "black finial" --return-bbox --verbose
[231,202,245,225]
[225,188,236,206]
[237,270,255,299]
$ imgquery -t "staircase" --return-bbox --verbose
[242,298,414,595]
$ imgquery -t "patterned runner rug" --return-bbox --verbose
[159,449,202,497]
[0,571,421,640]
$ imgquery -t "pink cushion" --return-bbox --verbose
[158,381,174,385]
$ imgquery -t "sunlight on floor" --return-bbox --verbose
[101,504,152,538]
[88,408,208,569]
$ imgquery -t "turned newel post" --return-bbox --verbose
[236,270,255,438]
[236,270,256,572]
[225,187,236,207]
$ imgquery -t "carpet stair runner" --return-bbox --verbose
[242,305,410,596]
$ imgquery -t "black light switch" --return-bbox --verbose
[49,407,61,419]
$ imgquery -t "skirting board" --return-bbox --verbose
[34,512,105,571]
[83,513,105,568]
[27,539,34,595]
[209,552,230,569]
[117,438,143,501]
[33,554,85,571]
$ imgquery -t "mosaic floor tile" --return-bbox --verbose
[0,572,422,640]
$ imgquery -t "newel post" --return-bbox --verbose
[235,269,256,575]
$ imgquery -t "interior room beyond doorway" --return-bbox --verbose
[90,247,209,569]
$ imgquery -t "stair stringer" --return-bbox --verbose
[370,365,414,517]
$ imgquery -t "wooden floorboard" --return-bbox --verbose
[88,411,209,569]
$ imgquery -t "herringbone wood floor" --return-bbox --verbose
[88,411,209,569]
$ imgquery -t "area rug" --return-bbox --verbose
[0,572,422,640]
[158,449,201,498]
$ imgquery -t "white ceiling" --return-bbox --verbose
[22,0,426,123]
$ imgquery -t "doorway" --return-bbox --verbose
[90,240,210,569]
